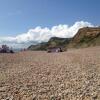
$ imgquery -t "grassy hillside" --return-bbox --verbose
[28,37,71,51]
[68,27,100,48]
[28,42,47,51]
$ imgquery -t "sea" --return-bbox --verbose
[13,48,22,52]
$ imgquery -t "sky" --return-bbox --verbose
[0,0,100,48]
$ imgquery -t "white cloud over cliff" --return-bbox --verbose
[0,21,94,48]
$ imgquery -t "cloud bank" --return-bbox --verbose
[0,21,94,48]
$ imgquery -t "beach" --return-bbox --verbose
[0,46,100,100]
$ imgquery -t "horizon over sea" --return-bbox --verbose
[13,48,23,52]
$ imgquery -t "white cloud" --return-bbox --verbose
[0,21,94,48]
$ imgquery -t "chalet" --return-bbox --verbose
[47,47,63,53]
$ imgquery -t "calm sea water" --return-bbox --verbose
[13,48,22,52]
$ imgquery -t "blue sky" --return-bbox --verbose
[0,0,100,48]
